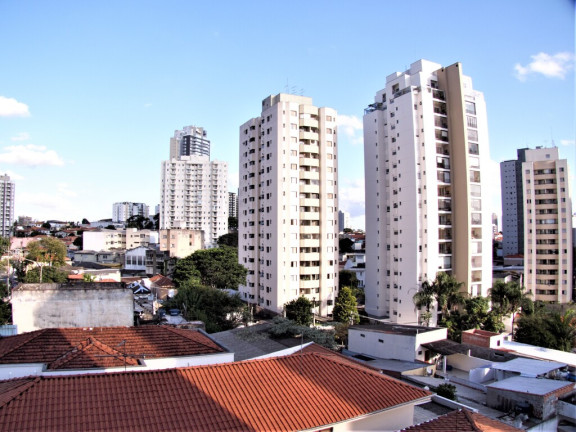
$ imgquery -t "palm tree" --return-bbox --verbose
[413,281,435,326]
[432,272,464,319]
[548,309,576,352]
[489,280,532,337]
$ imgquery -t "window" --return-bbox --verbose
[465,101,476,115]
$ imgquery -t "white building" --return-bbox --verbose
[522,147,572,303]
[159,156,228,247]
[0,175,14,237]
[82,229,126,251]
[500,148,528,256]
[338,210,350,232]
[159,228,204,258]
[112,202,149,223]
[238,93,339,316]
[363,60,493,324]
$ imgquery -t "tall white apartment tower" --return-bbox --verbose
[112,202,150,223]
[238,94,339,316]
[0,175,14,237]
[363,60,493,324]
[523,147,572,303]
[160,127,228,248]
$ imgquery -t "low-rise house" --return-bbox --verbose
[486,376,575,421]
[348,324,447,363]
[0,353,432,431]
[0,326,232,379]
[125,228,158,250]
[83,228,126,251]
[11,282,133,333]
[401,408,523,431]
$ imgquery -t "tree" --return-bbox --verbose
[174,247,247,289]
[339,270,358,289]
[332,286,360,324]
[490,280,532,337]
[163,282,244,333]
[435,383,457,401]
[432,272,464,319]
[73,236,83,248]
[22,266,68,283]
[81,218,90,225]
[126,215,153,230]
[413,281,436,325]
[217,232,238,248]
[0,237,9,255]
[339,238,354,254]
[515,307,576,352]
[0,282,11,325]
[285,297,313,326]
[228,216,238,230]
[26,237,67,267]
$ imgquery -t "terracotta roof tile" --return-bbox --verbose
[0,326,226,369]
[400,408,523,432]
[0,353,431,431]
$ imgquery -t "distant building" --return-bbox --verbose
[0,174,14,237]
[159,228,204,258]
[522,147,572,303]
[500,148,528,256]
[11,282,133,333]
[338,210,350,232]
[228,191,238,219]
[160,126,228,247]
[112,202,149,223]
[169,125,210,159]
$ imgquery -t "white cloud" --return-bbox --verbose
[144,103,152,108]
[0,144,65,167]
[11,132,30,141]
[57,183,78,198]
[560,139,575,147]
[337,114,363,145]
[1,170,24,180]
[0,96,30,117]
[514,52,574,81]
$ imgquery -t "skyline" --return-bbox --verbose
[0,1,574,228]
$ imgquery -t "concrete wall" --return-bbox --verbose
[12,283,133,333]
[486,387,564,420]
[447,352,492,371]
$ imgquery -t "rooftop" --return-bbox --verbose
[401,408,523,432]
[491,357,566,377]
[350,323,445,336]
[487,376,574,396]
[13,282,128,291]
[0,326,226,369]
[0,353,431,431]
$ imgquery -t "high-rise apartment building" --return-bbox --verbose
[363,60,493,324]
[112,202,150,223]
[170,126,210,159]
[522,147,572,302]
[338,210,350,233]
[160,127,228,248]
[238,94,339,316]
[500,148,528,256]
[0,175,14,237]
[228,192,238,219]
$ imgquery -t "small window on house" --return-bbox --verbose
[360,334,365,338]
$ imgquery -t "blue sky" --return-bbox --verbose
[0,0,574,228]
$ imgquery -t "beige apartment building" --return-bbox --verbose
[523,147,572,303]
[159,229,204,258]
[238,94,339,316]
[364,60,493,324]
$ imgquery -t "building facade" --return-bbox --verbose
[228,191,238,219]
[170,125,210,159]
[112,202,150,223]
[522,147,572,303]
[500,148,528,256]
[0,175,14,237]
[238,94,339,316]
[159,228,204,258]
[363,60,493,324]
[159,156,228,247]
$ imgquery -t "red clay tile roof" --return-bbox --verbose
[0,353,431,431]
[400,409,523,432]
[0,326,225,369]
[150,274,174,287]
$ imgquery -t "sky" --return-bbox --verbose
[0,0,574,229]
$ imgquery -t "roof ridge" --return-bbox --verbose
[462,409,485,432]
[160,326,221,351]
[0,329,47,360]
[0,377,40,410]
[48,336,139,370]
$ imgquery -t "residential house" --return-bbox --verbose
[401,408,523,432]
[0,353,432,431]
[0,326,232,379]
